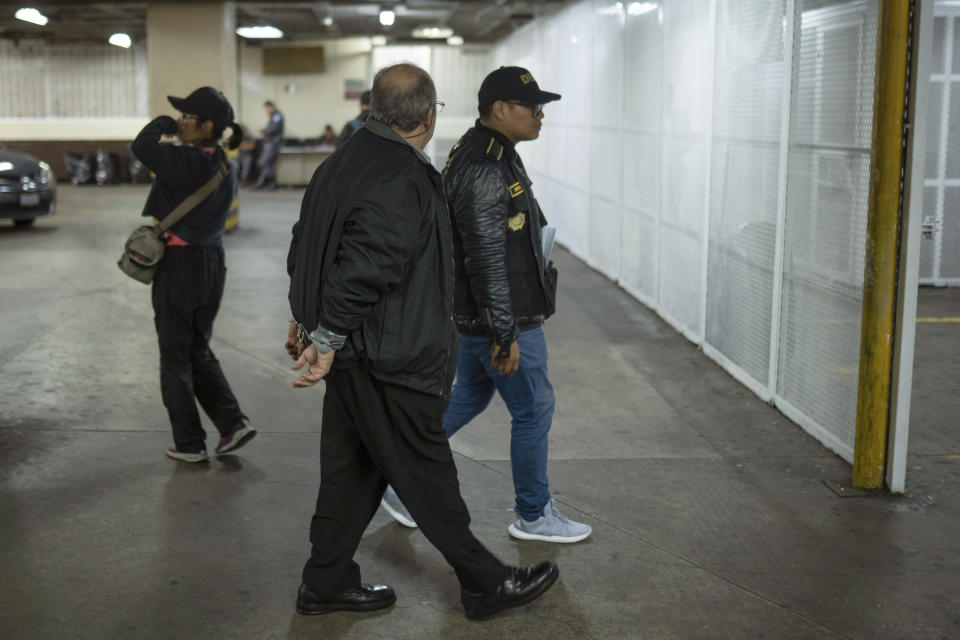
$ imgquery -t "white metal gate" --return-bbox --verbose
[922,2,960,286]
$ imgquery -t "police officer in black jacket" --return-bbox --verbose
[285,63,558,619]
[380,67,592,544]
[131,87,256,463]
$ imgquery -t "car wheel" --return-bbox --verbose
[14,218,35,228]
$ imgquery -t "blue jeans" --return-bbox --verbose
[442,327,555,521]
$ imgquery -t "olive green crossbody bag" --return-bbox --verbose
[118,158,229,284]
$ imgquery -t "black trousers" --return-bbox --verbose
[303,366,509,598]
[152,246,246,452]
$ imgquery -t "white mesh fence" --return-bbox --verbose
[492,0,883,461]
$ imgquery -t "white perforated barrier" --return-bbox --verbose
[491,0,884,462]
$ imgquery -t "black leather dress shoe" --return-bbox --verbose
[460,561,559,619]
[296,582,396,615]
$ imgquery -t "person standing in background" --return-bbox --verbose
[236,124,258,186]
[336,90,370,146]
[253,100,283,190]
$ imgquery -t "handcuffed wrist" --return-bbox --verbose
[309,324,347,353]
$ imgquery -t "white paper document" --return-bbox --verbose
[541,225,557,265]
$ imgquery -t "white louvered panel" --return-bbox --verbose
[0,40,147,118]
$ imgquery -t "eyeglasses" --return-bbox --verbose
[435,101,445,113]
[178,113,201,125]
[506,101,544,117]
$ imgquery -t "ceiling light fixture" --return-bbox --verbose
[447,35,464,46]
[15,7,48,26]
[597,2,624,16]
[379,9,395,26]
[236,25,284,39]
[412,26,453,39]
[627,2,658,16]
[323,16,334,26]
[108,33,131,48]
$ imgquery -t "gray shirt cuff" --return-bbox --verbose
[308,324,347,354]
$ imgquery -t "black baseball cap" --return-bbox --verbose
[168,87,235,125]
[478,66,561,108]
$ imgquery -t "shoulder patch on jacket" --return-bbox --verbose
[508,181,524,198]
[484,136,504,161]
[507,211,526,231]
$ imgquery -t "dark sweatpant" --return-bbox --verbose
[302,366,509,597]
[152,245,246,453]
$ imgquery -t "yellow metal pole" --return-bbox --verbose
[853,0,913,489]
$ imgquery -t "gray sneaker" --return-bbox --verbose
[508,499,592,543]
[380,485,417,528]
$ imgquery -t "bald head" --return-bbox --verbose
[369,63,437,132]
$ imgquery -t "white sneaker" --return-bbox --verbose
[380,485,417,528]
[508,499,591,543]
[165,444,209,463]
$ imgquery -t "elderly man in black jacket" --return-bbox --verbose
[380,66,592,545]
[285,63,557,620]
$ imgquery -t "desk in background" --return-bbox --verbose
[276,145,335,186]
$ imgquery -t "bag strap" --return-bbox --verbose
[156,156,231,235]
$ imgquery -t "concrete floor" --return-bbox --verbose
[1,185,958,640]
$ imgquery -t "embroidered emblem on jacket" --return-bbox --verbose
[509,182,524,198]
[508,211,526,231]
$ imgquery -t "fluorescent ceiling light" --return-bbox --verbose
[0,162,14,172]
[379,10,395,26]
[108,33,131,48]
[236,25,283,39]
[15,8,48,26]
[447,35,464,46]
[627,2,658,16]
[371,34,387,46]
[323,16,334,26]
[598,2,623,16]
[412,26,453,39]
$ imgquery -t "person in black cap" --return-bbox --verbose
[131,86,257,463]
[379,66,592,544]
[336,89,371,146]
[254,100,284,190]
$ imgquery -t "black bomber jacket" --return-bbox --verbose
[286,119,458,397]
[442,121,557,349]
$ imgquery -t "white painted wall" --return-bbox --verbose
[237,38,372,140]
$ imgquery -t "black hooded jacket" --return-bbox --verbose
[287,120,458,397]
[442,121,557,350]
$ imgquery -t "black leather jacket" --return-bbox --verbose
[442,121,557,350]
[287,120,458,397]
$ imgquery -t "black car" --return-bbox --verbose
[0,146,56,227]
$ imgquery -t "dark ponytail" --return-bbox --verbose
[225,121,243,150]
